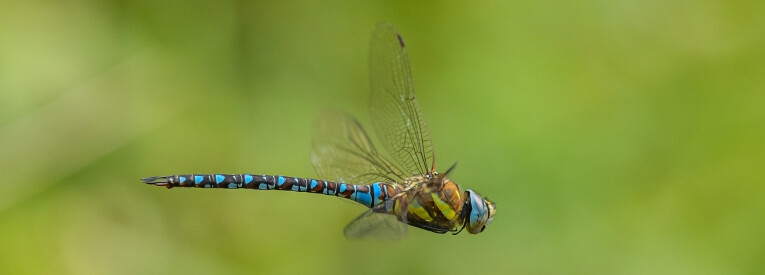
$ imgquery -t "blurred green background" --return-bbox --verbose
[1,0,763,274]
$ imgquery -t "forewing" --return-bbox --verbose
[343,199,408,240]
[369,23,435,177]
[311,110,407,186]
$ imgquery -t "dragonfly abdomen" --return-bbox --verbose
[347,182,400,208]
[142,174,399,208]
[142,174,338,193]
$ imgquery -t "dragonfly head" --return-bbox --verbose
[464,189,496,234]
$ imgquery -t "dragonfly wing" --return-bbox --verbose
[311,110,407,186]
[369,23,435,177]
[343,199,408,239]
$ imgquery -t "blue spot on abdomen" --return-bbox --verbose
[372,184,382,205]
[356,190,372,207]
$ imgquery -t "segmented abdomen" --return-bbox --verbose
[142,174,400,208]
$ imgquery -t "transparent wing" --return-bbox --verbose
[311,110,407,186]
[369,23,435,177]
[343,197,408,239]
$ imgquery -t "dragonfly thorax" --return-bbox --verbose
[401,175,495,235]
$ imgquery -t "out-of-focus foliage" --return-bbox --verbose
[1,0,763,274]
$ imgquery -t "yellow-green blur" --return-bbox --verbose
[1,1,763,274]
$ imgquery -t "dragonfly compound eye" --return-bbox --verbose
[465,189,491,234]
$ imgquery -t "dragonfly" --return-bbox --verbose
[142,23,496,238]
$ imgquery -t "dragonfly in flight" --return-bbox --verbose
[142,23,496,238]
